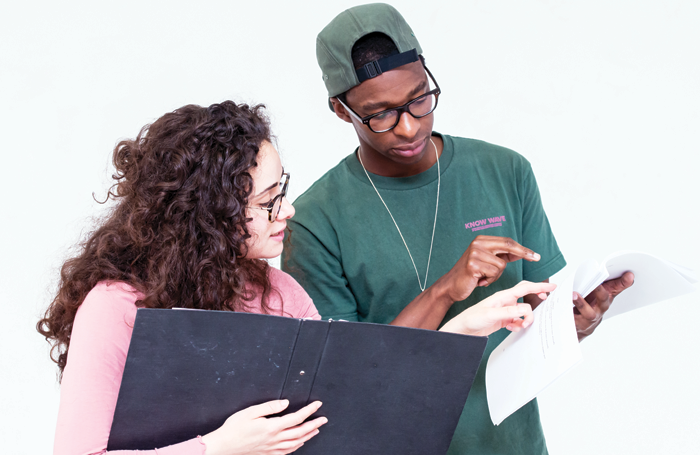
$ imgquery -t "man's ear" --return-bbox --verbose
[330,98,353,124]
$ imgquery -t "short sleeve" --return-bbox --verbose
[282,218,360,321]
[519,161,566,282]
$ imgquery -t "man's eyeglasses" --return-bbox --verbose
[337,65,441,133]
[247,172,289,223]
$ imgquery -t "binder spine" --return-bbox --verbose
[279,320,330,413]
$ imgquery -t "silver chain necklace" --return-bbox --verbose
[358,138,440,292]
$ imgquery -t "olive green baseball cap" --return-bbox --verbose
[316,3,423,98]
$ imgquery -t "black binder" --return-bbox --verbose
[107,308,487,454]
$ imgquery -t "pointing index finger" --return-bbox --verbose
[487,237,540,262]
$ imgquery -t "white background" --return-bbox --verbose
[2,1,698,453]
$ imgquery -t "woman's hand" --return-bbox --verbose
[440,281,557,336]
[201,399,327,455]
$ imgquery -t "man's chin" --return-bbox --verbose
[388,147,430,165]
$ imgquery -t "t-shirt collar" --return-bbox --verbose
[345,132,453,190]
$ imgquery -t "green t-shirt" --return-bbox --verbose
[282,133,566,454]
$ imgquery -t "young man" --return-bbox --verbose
[282,4,633,454]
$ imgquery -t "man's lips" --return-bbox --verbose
[391,138,428,157]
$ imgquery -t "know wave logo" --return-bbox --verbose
[465,215,506,232]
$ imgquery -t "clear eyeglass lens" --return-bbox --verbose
[268,176,288,221]
[368,93,437,132]
[271,196,282,221]
[368,110,399,132]
[408,93,437,117]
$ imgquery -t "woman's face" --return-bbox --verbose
[245,141,295,259]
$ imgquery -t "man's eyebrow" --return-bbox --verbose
[360,79,428,112]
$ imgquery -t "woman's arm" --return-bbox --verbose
[439,281,556,336]
[54,283,325,455]
[54,282,207,455]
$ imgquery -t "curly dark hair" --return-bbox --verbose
[37,101,280,377]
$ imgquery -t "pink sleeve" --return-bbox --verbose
[54,282,207,455]
[269,268,321,320]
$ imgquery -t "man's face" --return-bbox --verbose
[333,61,436,177]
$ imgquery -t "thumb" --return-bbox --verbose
[245,399,289,418]
[603,271,634,297]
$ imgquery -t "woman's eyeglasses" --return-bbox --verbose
[247,173,290,223]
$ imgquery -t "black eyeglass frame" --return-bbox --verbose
[336,65,441,133]
[247,172,290,223]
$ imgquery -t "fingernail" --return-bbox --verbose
[572,292,579,300]
[321,417,328,424]
[523,321,530,328]
[531,252,541,261]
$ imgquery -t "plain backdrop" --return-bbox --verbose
[1,1,698,453]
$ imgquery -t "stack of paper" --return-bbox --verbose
[486,251,697,425]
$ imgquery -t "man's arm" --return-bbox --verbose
[390,235,541,329]
[284,221,539,328]
[523,273,635,341]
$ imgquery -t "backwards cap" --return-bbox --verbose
[316,3,423,98]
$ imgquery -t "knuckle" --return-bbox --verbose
[492,265,505,277]
[465,246,481,257]
[466,258,481,271]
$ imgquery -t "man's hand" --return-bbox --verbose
[391,235,540,330]
[439,235,541,303]
[573,271,635,341]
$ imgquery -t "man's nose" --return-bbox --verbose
[392,111,420,138]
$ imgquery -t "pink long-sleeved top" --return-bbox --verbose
[54,268,321,455]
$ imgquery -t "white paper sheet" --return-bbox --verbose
[597,251,698,319]
[485,274,582,425]
[486,251,697,425]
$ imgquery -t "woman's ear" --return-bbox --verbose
[329,98,353,124]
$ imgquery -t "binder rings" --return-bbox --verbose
[108,308,487,454]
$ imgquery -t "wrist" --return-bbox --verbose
[429,274,461,309]
[200,432,221,455]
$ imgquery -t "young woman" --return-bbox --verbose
[38,101,554,455]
